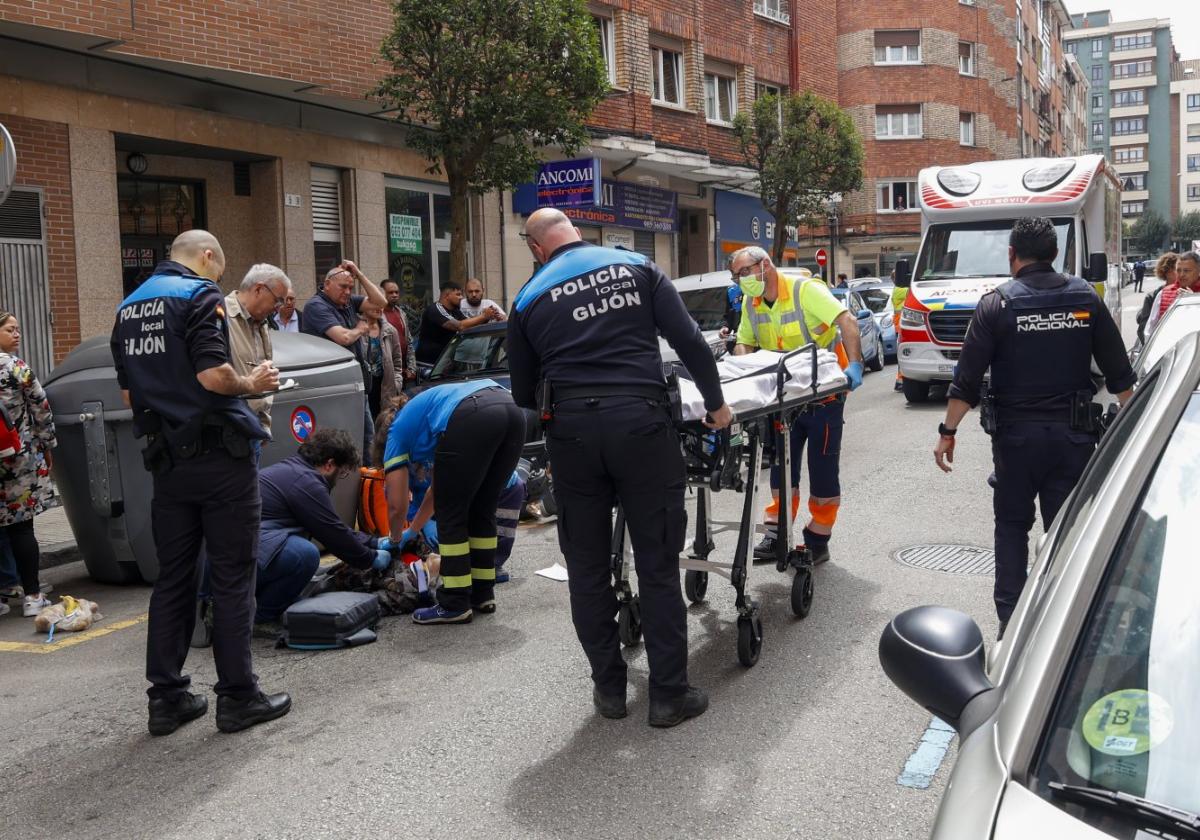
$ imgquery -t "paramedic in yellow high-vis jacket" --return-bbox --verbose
[730,246,863,564]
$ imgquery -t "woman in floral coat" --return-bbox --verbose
[0,311,56,617]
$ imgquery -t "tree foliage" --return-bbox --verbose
[373,0,608,284]
[1129,209,1170,256]
[733,92,864,264]
[1172,211,1200,246]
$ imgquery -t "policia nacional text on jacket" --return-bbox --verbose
[934,217,1135,635]
[507,208,732,726]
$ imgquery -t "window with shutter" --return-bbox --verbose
[311,166,343,275]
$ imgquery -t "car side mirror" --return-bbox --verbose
[894,259,911,288]
[858,309,872,320]
[879,605,996,735]
[1087,253,1107,283]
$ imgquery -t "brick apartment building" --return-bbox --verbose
[808,0,1075,281]
[0,0,838,375]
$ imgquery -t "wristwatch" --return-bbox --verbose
[938,422,957,438]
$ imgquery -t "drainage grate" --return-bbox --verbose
[893,544,995,576]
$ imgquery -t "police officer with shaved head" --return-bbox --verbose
[933,216,1135,640]
[112,229,291,736]
[508,208,732,728]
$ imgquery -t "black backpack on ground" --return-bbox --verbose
[278,591,381,650]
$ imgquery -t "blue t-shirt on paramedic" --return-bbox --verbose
[383,379,500,472]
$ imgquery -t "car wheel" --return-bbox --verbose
[902,378,931,403]
[867,335,885,372]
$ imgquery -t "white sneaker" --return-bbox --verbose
[22,594,50,617]
[0,601,10,616]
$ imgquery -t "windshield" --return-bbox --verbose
[857,288,893,314]
[915,218,1075,280]
[430,332,507,378]
[678,286,729,331]
[1033,392,1200,830]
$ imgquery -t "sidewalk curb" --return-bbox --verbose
[40,543,81,571]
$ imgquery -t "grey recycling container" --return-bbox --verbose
[43,332,366,584]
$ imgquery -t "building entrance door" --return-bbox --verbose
[118,178,206,296]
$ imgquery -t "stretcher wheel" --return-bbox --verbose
[618,597,642,647]
[684,570,708,604]
[736,613,763,667]
[791,567,814,618]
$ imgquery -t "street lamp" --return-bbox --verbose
[826,193,843,282]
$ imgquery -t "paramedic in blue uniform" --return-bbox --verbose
[381,381,526,625]
[507,208,733,728]
[933,217,1134,639]
[111,230,292,736]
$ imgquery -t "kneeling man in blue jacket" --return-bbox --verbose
[255,428,390,633]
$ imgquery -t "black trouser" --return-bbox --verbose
[547,396,689,702]
[147,448,261,701]
[433,388,526,612]
[3,519,40,595]
[991,420,1095,622]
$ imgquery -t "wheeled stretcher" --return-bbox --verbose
[609,344,849,667]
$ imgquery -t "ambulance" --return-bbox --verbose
[894,154,1123,403]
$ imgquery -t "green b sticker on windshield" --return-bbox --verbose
[1082,689,1173,757]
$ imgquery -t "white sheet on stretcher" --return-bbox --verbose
[679,349,847,421]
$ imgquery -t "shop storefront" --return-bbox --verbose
[713,189,807,271]
[512,157,679,265]
[845,239,919,281]
[384,178,457,313]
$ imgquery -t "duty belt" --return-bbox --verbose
[552,383,668,403]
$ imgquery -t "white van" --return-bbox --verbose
[894,155,1123,403]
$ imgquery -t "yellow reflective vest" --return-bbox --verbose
[738,274,844,354]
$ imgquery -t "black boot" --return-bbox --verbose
[593,687,628,720]
[802,528,831,565]
[648,686,709,728]
[148,692,208,737]
[753,535,777,560]
[216,691,292,733]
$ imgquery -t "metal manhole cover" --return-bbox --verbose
[893,544,995,576]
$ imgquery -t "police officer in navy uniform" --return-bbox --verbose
[933,217,1135,639]
[508,208,733,727]
[111,230,292,736]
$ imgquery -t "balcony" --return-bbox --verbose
[1112,160,1147,174]
[1111,75,1153,91]
[1121,189,1150,201]
[1110,132,1149,147]
[1109,104,1150,119]
[1109,46,1157,62]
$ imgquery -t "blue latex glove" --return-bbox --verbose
[845,361,864,391]
[372,549,392,572]
[378,530,413,553]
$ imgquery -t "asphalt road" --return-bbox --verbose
[2,289,1147,838]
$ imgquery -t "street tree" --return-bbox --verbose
[1172,211,1200,249]
[733,91,864,264]
[373,0,607,285]
[1129,209,1170,256]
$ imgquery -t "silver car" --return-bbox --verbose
[880,332,1200,839]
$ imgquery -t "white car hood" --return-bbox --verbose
[992,781,1119,840]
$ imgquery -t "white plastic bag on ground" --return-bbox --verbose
[33,596,102,634]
